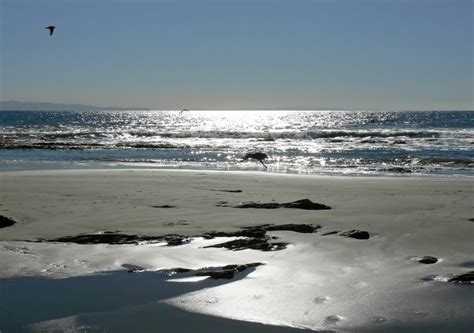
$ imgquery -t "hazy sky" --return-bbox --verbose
[1,0,472,110]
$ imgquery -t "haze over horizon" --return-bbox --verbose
[1,0,472,111]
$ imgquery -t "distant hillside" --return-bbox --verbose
[0,101,150,111]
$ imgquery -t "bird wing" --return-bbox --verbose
[45,26,55,35]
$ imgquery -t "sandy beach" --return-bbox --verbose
[1,169,473,332]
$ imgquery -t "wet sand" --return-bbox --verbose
[0,170,473,332]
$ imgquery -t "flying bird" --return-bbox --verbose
[242,152,269,169]
[45,26,56,36]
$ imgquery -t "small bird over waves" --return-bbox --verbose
[45,26,56,36]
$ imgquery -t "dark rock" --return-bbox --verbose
[280,199,331,210]
[122,264,145,273]
[321,231,339,236]
[221,263,263,272]
[195,269,235,279]
[203,228,267,240]
[51,233,173,245]
[266,224,321,233]
[158,267,193,275]
[159,263,264,280]
[52,233,159,245]
[234,199,331,210]
[151,205,176,208]
[212,189,243,193]
[238,227,269,238]
[448,271,474,284]
[52,233,189,246]
[339,230,370,240]
[0,215,16,228]
[205,238,288,251]
[47,223,320,250]
[196,263,263,279]
[235,202,281,209]
[164,235,190,246]
[204,224,320,241]
[468,218,474,222]
[418,256,438,264]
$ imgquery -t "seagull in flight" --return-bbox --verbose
[45,26,56,36]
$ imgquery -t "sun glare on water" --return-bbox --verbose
[178,110,296,133]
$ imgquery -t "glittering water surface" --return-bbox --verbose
[0,110,472,175]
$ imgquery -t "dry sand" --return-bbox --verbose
[0,169,473,332]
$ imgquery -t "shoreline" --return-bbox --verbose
[1,169,473,332]
[2,166,473,178]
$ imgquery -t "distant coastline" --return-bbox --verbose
[1,102,471,113]
[0,101,150,112]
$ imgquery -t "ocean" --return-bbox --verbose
[0,110,472,176]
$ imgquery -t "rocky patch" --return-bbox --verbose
[158,263,263,280]
[339,230,370,240]
[234,199,331,210]
[51,232,190,246]
[211,189,243,193]
[203,224,319,252]
[322,229,371,240]
[416,256,438,264]
[46,223,321,251]
[321,231,339,236]
[204,238,288,252]
[203,224,320,239]
[0,215,17,228]
[448,271,474,284]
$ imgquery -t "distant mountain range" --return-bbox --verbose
[0,101,150,111]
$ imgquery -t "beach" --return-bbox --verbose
[2,0,473,330]
[1,169,473,332]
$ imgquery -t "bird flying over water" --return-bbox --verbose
[45,26,56,36]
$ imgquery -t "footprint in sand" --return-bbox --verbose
[313,296,329,304]
[325,315,343,324]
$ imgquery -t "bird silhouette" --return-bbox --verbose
[242,152,268,169]
[45,26,56,36]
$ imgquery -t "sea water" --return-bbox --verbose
[0,110,472,176]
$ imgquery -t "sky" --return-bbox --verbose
[0,0,472,110]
